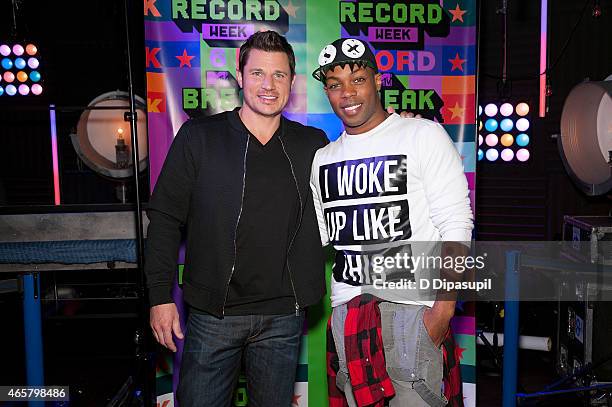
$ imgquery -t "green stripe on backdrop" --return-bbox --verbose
[307,250,334,406]
[455,334,476,366]
[306,0,338,114]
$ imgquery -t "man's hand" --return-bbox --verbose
[386,106,422,118]
[150,303,184,352]
[423,303,454,348]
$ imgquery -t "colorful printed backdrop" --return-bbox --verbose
[144,1,477,406]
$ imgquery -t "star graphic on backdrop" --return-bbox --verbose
[292,394,301,405]
[456,346,467,360]
[448,102,465,119]
[284,0,300,18]
[449,53,466,71]
[450,4,467,23]
[176,49,195,68]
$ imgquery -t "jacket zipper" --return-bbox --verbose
[222,134,250,317]
[279,136,303,316]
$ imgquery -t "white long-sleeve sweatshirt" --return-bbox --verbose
[310,113,474,307]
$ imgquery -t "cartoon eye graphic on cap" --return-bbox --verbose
[318,44,337,66]
[341,39,365,59]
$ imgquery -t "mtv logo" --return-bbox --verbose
[380,73,392,87]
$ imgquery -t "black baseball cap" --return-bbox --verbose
[312,38,378,82]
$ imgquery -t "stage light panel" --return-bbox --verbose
[0,42,42,96]
[477,100,532,164]
[478,100,531,164]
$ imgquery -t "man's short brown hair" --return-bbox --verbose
[238,31,296,77]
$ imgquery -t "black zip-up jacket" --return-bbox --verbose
[144,109,328,317]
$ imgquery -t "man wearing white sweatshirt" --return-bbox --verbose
[310,38,474,407]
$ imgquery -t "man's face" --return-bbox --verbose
[324,64,383,134]
[237,49,294,119]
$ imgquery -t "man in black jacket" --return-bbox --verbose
[144,31,328,406]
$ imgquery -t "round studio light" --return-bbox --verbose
[485,119,498,132]
[485,133,498,147]
[25,44,37,56]
[478,149,484,161]
[30,71,41,82]
[3,71,15,83]
[501,148,514,161]
[500,118,514,132]
[0,86,4,96]
[516,118,530,131]
[18,84,29,95]
[14,57,26,69]
[501,133,514,147]
[16,71,28,82]
[559,80,612,196]
[516,102,529,116]
[478,105,483,116]
[28,57,39,69]
[1,58,13,70]
[478,120,483,131]
[0,44,10,56]
[484,103,498,117]
[12,44,24,56]
[486,149,499,161]
[516,148,530,162]
[516,133,530,147]
[500,103,514,116]
[71,91,148,179]
[6,84,17,96]
[478,134,483,146]
[31,84,43,95]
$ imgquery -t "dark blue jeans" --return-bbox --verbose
[177,311,304,407]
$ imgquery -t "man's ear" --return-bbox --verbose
[236,69,243,88]
[375,72,382,91]
[291,74,296,89]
